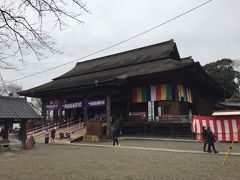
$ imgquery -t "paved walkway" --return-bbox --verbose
[68,142,240,156]
[5,137,240,157]
[40,136,240,156]
[1,139,240,180]
[119,136,200,142]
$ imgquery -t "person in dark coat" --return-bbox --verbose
[51,127,56,143]
[44,129,49,144]
[112,125,120,147]
[207,127,218,153]
[202,126,208,152]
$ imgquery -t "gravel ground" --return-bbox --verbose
[0,139,240,180]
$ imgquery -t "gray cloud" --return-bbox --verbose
[2,0,240,90]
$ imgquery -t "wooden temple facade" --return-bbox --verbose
[19,40,224,137]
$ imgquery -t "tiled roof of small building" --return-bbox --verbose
[0,96,42,120]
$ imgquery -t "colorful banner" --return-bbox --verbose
[192,115,240,142]
[177,85,192,103]
[150,84,173,101]
[132,87,147,103]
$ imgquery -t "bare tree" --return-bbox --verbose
[29,97,42,115]
[0,74,22,96]
[0,0,89,69]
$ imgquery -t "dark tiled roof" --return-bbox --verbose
[0,96,42,120]
[18,39,223,97]
[218,102,240,107]
[20,58,194,95]
[55,39,179,80]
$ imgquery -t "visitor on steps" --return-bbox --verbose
[51,127,56,143]
[44,129,49,144]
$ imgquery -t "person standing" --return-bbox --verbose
[112,125,120,147]
[202,126,208,152]
[51,127,56,143]
[29,134,36,147]
[44,129,49,144]
[207,127,218,153]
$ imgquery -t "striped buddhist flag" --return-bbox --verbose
[186,88,192,103]
[178,85,185,101]
[178,85,192,103]
[132,87,147,103]
[150,84,173,101]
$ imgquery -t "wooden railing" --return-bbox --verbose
[27,120,81,137]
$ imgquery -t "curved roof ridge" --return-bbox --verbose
[54,39,179,80]
[76,39,176,66]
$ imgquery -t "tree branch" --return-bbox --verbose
[0,0,89,69]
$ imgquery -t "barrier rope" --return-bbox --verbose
[222,125,240,165]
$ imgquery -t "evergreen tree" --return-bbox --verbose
[203,58,240,98]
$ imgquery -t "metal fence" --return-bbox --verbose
[118,115,192,137]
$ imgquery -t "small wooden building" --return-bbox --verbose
[19,40,223,137]
[0,96,41,145]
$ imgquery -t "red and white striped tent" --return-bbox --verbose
[192,115,240,142]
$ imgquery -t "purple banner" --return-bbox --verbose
[62,102,82,109]
[88,99,105,107]
[46,104,58,110]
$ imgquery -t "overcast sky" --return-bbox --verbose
[1,0,240,90]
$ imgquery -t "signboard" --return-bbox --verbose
[88,99,105,107]
[148,101,154,121]
[129,112,146,118]
[148,101,152,120]
[158,106,162,117]
[62,102,82,109]
[151,101,155,120]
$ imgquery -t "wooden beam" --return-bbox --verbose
[106,94,111,138]
[41,99,47,124]
[2,120,10,140]
[83,97,88,121]
[20,120,27,148]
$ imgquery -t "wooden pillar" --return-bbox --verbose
[83,97,88,121]
[126,90,131,117]
[20,120,27,147]
[3,120,10,140]
[175,85,180,115]
[106,94,111,138]
[41,99,47,124]
[58,99,63,122]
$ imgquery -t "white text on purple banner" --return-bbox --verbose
[62,102,82,109]
[88,100,105,107]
